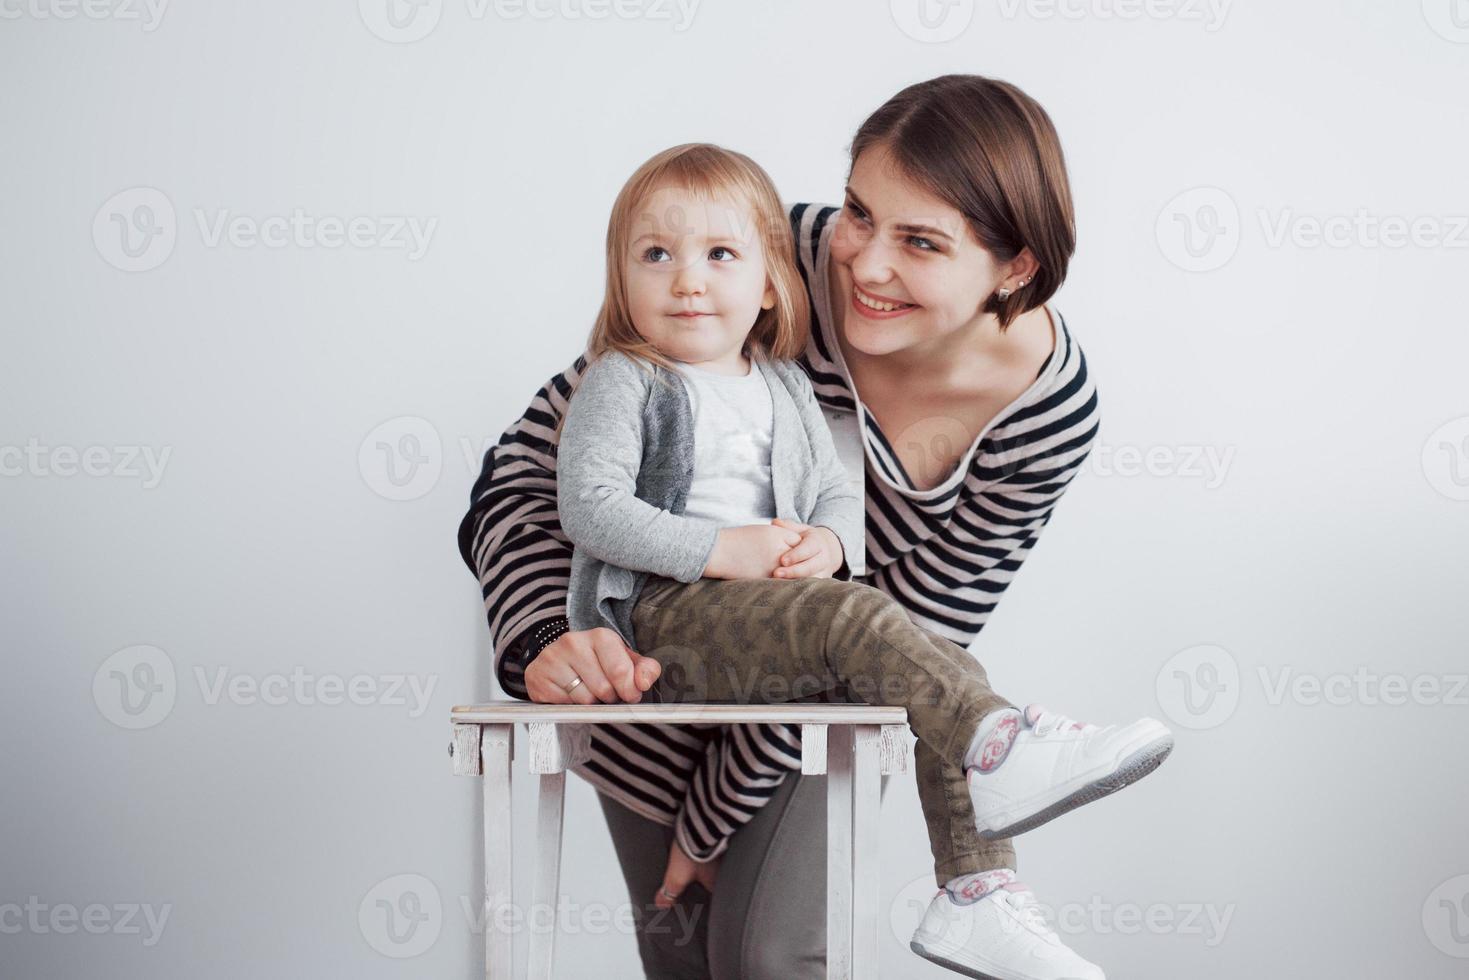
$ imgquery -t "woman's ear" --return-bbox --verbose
[762,277,776,310]
[1004,248,1041,290]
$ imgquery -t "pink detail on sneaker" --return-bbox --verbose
[977,713,1020,772]
[1024,704,1045,726]
[952,868,1018,902]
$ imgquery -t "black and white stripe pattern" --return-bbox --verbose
[456,202,1100,861]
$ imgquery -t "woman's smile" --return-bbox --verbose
[850,282,918,319]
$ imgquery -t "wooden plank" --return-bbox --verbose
[451,703,908,726]
[525,721,592,774]
[801,723,828,775]
[481,724,514,978]
[451,723,482,776]
[527,771,566,980]
[878,724,910,775]
[826,724,854,980]
[852,725,882,980]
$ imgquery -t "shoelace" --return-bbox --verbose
[998,889,1060,942]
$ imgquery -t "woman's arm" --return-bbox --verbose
[556,351,723,583]
[456,355,591,699]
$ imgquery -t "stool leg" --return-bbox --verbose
[852,724,882,980]
[827,724,854,980]
[482,723,514,978]
[527,770,566,979]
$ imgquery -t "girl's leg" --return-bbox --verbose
[631,574,1013,883]
[596,790,712,979]
[914,742,1017,887]
[707,769,892,980]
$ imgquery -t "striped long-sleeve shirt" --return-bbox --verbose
[455,202,1101,862]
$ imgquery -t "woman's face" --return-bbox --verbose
[829,143,1023,359]
[623,185,775,372]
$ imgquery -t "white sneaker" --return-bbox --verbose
[910,885,1104,980]
[969,704,1174,840]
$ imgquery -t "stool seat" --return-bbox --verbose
[451,701,909,979]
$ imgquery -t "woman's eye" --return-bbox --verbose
[909,236,937,252]
[709,246,737,261]
[642,246,670,262]
[847,204,871,224]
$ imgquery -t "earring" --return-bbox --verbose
[997,287,1012,302]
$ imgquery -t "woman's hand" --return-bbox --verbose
[702,525,803,580]
[770,518,844,579]
[523,627,662,704]
[654,837,720,909]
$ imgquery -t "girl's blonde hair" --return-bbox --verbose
[585,142,809,377]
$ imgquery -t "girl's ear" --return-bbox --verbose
[761,277,776,311]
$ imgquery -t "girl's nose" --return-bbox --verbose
[672,265,706,296]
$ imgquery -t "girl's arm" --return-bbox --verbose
[556,350,722,582]
[784,363,864,577]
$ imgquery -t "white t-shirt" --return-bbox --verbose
[672,359,776,527]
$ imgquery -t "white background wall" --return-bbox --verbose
[3,1,1467,977]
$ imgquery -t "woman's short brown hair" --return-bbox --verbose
[849,74,1076,330]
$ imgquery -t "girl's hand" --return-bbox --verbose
[523,627,661,704]
[654,837,720,909]
[771,518,844,579]
[703,525,803,580]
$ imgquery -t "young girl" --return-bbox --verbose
[555,142,1173,979]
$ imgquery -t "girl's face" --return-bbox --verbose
[829,142,1032,359]
[624,185,775,373]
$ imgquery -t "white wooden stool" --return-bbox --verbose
[450,702,909,980]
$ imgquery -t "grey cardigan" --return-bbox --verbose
[556,348,864,649]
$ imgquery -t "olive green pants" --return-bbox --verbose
[631,573,1018,885]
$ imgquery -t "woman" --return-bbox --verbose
[457,74,1104,979]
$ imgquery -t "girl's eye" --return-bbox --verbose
[709,246,737,261]
[642,246,672,262]
[846,203,871,224]
[909,236,938,252]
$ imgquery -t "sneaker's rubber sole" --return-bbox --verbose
[910,939,1009,980]
[979,735,1175,841]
